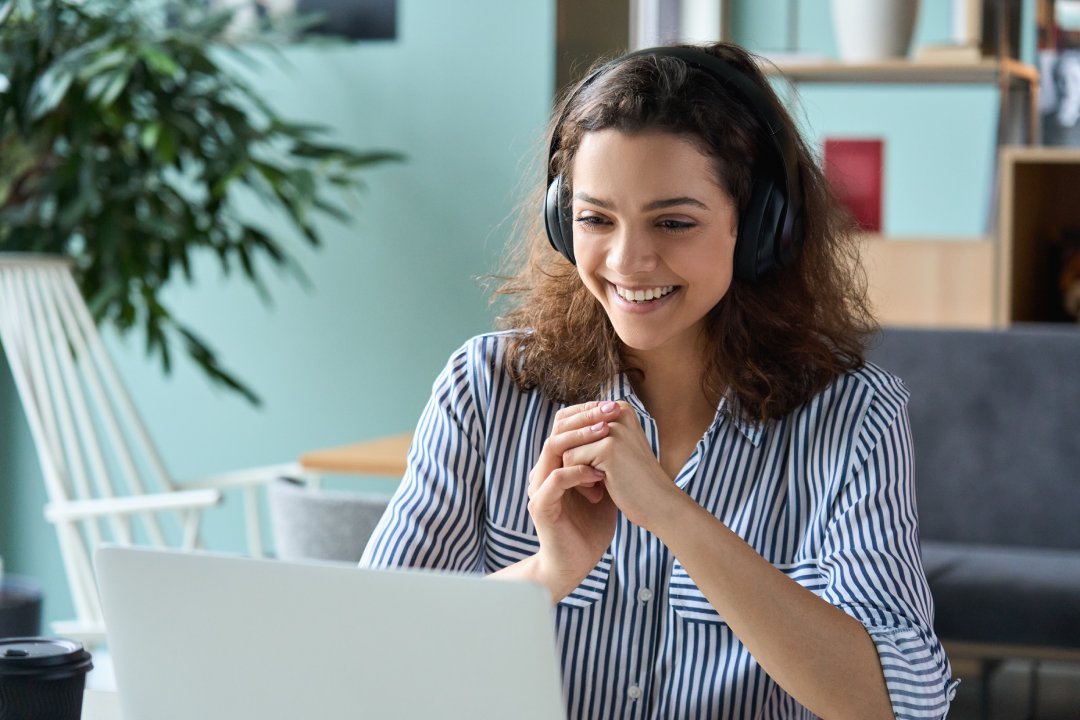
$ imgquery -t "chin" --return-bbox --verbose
[610,329,673,353]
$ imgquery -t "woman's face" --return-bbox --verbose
[571,129,738,360]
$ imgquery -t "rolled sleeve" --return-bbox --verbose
[820,394,958,719]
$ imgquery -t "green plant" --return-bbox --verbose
[0,0,402,403]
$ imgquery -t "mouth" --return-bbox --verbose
[612,283,678,304]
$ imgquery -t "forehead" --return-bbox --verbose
[571,129,724,194]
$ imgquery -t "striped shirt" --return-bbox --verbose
[361,331,957,719]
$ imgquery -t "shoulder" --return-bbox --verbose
[435,329,554,433]
[845,360,910,417]
[434,330,532,407]
[833,361,912,460]
[767,361,912,478]
[781,361,909,448]
[448,330,528,375]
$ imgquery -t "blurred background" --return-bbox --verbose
[2,2,1076,715]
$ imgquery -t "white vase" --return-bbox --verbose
[831,0,922,62]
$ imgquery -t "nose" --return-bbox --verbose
[606,224,658,275]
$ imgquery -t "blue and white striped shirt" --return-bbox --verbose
[361,331,957,719]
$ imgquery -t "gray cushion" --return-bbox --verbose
[867,326,1080,550]
[268,479,390,564]
[922,541,1080,649]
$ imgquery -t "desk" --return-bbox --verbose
[83,689,120,719]
[298,433,411,477]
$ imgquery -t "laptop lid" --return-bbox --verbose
[95,546,565,720]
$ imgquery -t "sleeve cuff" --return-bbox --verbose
[865,624,959,720]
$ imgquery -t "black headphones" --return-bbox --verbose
[543,46,804,282]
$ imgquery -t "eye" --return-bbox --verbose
[657,218,695,232]
[573,215,611,230]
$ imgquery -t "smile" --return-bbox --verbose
[614,284,677,303]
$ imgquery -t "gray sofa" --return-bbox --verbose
[867,326,1080,708]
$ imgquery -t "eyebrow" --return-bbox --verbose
[573,192,710,212]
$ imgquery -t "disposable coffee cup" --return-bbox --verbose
[0,637,93,720]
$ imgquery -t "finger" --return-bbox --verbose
[551,400,621,437]
[531,402,621,495]
[574,477,606,504]
[563,434,612,470]
[528,465,601,518]
[553,400,601,423]
[542,419,612,468]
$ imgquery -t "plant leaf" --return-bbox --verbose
[28,66,74,119]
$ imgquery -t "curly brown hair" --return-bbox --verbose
[494,42,876,424]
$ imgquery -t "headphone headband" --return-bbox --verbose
[543,45,804,281]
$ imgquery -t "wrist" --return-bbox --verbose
[531,553,582,605]
[646,484,700,539]
[488,554,576,605]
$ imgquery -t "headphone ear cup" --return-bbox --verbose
[544,175,576,264]
[735,178,786,282]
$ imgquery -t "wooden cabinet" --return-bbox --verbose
[998,146,1080,325]
[860,235,995,328]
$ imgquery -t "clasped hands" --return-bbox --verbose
[525,400,683,601]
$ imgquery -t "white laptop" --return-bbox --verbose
[95,546,566,720]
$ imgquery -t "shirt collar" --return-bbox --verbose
[602,374,765,447]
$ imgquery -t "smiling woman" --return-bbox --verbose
[361,42,957,720]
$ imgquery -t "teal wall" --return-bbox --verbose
[0,0,554,629]
[734,0,1033,238]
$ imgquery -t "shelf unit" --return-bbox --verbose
[998,146,1080,325]
[763,57,1040,327]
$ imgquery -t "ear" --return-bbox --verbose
[544,174,577,264]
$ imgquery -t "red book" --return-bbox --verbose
[823,138,883,233]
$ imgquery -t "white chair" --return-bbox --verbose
[0,254,310,645]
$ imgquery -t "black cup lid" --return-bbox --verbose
[0,637,93,679]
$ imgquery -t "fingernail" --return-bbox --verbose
[600,401,617,413]
[591,421,606,432]
[592,469,605,478]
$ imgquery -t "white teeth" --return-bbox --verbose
[616,285,675,303]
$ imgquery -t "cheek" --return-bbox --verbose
[575,262,606,300]
[573,244,603,285]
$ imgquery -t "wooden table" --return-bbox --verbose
[298,433,412,477]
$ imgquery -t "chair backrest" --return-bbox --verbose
[0,254,190,637]
[268,478,389,564]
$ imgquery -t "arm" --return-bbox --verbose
[651,492,895,720]
[566,398,954,719]
[360,344,487,572]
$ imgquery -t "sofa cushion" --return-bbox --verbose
[922,541,1080,650]
[867,326,1080,550]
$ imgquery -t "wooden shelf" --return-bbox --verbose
[760,57,1037,85]
[859,235,995,329]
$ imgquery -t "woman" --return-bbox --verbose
[361,42,956,719]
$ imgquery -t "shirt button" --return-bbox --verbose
[627,684,643,701]
[637,587,653,603]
